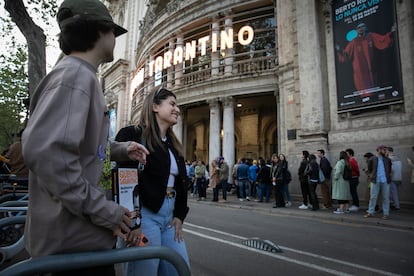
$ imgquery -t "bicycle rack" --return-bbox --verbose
[0,246,191,276]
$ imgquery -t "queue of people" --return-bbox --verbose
[187,154,294,208]
[188,145,408,223]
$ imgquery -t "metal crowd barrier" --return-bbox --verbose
[0,246,191,276]
[0,216,26,265]
[0,199,28,265]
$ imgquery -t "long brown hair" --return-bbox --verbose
[339,151,350,167]
[139,87,183,156]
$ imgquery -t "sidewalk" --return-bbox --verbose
[188,190,414,231]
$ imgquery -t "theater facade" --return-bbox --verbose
[101,0,414,203]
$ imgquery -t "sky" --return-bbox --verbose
[0,0,63,72]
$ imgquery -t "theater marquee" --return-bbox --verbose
[130,25,255,93]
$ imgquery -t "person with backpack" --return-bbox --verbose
[298,151,311,209]
[332,151,352,214]
[305,154,320,211]
[316,149,333,208]
[346,148,361,212]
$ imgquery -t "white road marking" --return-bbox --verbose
[185,223,401,276]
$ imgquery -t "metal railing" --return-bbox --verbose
[0,216,26,265]
[0,246,191,276]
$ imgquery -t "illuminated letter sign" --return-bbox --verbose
[238,26,254,46]
[133,25,255,86]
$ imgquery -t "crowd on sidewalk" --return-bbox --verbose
[187,145,413,220]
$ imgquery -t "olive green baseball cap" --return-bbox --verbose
[58,0,127,37]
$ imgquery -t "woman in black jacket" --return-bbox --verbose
[271,153,285,208]
[121,87,190,276]
[298,151,311,209]
[306,154,320,211]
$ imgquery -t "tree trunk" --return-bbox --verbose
[4,0,46,98]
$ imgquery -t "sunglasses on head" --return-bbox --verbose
[154,86,163,97]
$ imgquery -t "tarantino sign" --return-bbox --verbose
[130,25,255,92]
[332,0,403,112]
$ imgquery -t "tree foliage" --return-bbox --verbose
[0,47,29,150]
[4,0,58,96]
[0,0,58,151]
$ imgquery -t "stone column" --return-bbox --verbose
[208,98,221,167]
[146,54,155,93]
[167,37,175,89]
[211,15,220,77]
[223,11,234,76]
[175,34,184,87]
[221,96,235,183]
[296,0,326,134]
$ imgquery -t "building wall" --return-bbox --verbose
[102,0,414,204]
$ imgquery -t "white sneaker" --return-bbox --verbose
[333,209,344,214]
[246,197,250,201]
[349,205,359,212]
[239,198,244,202]
[298,204,308,210]
[286,201,292,207]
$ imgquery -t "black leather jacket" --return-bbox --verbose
[115,125,189,222]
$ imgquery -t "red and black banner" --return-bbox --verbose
[332,0,403,112]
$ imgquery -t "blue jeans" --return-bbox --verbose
[258,183,271,202]
[368,182,390,216]
[125,196,190,276]
[238,179,250,198]
[192,180,198,195]
[283,183,291,202]
[389,181,401,209]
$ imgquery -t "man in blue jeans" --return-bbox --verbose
[236,158,250,201]
[364,145,392,220]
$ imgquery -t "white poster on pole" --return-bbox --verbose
[117,168,138,211]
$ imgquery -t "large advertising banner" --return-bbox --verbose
[332,0,403,112]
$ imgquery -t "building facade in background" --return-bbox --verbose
[101,0,414,204]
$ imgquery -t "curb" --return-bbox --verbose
[188,196,414,231]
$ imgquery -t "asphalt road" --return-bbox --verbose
[185,200,414,276]
[2,193,413,275]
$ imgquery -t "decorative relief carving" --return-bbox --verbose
[167,0,180,14]
[221,96,234,108]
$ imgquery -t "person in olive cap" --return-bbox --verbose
[22,0,148,274]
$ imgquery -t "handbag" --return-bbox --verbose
[318,167,325,183]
